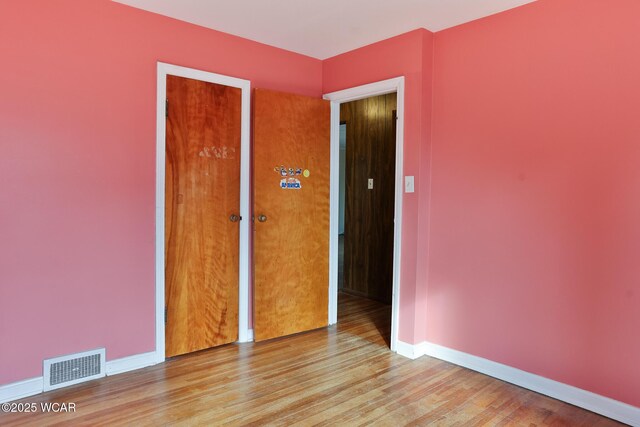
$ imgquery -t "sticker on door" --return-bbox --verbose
[280,177,302,189]
[274,165,305,189]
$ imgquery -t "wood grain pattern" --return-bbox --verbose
[340,93,397,304]
[253,88,330,342]
[165,75,241,357]
[0,293,621,426]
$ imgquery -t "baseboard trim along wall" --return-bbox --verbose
[0,377,43,404]
[396,340,639,426]
[0,351,158,404]
[104,351,158,376]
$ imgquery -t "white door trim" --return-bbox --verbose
[323,76,405,352]
[155,62,252,363]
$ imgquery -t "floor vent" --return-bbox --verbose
[43,348,106,392]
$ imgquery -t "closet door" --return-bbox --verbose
[253,89,330,342]
[165,75,241,357]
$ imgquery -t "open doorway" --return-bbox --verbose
[337,93,397,347]
[325,76,405,352]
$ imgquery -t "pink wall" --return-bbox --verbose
[323,29,434,344]
[3,0,638,409]
[0,0,321,385]
[428,0,640,407]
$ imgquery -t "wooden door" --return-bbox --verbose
[165,75,241,357]
[253,89,330,342]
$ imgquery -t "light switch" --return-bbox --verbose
[405,176,414,193]
[368,178,374,190]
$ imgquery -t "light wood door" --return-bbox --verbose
[165,75,241,357]
[253,89,330,342]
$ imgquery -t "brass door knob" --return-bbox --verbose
[258,214,267,222]
[229,214,240,222]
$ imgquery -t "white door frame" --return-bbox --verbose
[155,62,252,363]
[323,77,405,352]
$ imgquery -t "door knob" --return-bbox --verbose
[258,214,267,222]
[229,214,240,222]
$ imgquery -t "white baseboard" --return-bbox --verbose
[246,329,254,342]
[0,351,159,404]
[105,351,158,376]
[395,339,423,360]
[0,377,43,404]
[396,340,639,426]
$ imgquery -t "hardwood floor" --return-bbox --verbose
[0,293,622,426]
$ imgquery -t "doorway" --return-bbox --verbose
[324,77,405,352]
[339,92,396,346]
[155,63,251,362]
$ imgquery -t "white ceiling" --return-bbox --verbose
[113,0,537,59]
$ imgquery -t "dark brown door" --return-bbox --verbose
[253,89,330,342]
[165,75,241,357]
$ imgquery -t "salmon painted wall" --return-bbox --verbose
[0,0,321,386]
[323,29,434,344]
[429,0,640,407]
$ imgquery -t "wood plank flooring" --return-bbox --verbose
[0,293,622,426]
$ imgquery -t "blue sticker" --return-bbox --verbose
[280,177,302,190]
